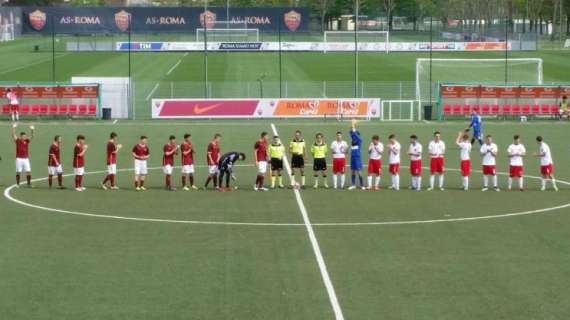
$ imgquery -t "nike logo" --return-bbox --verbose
[193,104,222,114]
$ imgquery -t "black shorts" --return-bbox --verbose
[271,158,283,171]
[313,158,327,171]
[291,154,305,168]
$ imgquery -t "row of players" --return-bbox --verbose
[7,121,559,192]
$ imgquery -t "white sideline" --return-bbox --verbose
[270,123,345,320]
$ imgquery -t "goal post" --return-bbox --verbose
[381,100,421,121]
[196,20,259,42]
[323,31,389,53]
[415,58,543,106]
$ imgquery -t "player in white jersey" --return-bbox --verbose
[455,131,472,190]
[387,134,401,190]
[330,132,349,189]
[6,88,19,122]
[506,135,526,191]
[407,134,423,191]
[533,136,558,191]
[367,135,383,190]
[427,131,446,191]
[480,135,499,191]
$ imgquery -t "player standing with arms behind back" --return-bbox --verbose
[12,123,34,188]
[480,135,499,192]
[289,130,306,189]
[533,136,558,191]
[6,88,20,122]
[330,131,348,189]
[367,135,383,190]
[387,134,401,191]
[204,134,221,190]
[48,135,64,189]
[507,135,526,191]
[132,136,150,191]
[73,135,88,191]
[180,133,198,191]
[268,135,286,189]
[427,131,446,191]
[253,132,269,191]
[456,131,472,191]
[311,133,329,189]
[407,135,423,191]
[101,132,121,190]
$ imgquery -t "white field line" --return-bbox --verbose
[270,123,345,320]
[145,83,160,101]
[166,60,182,76]
[112,120,118,125]
[183,52,189,57]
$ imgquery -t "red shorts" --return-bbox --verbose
[430,158,445,174]
[389,163,400,174]
[460,160,471,177]
[332,158,346,174]
[482,165,496,176]
[509,165,523,178]
[410,160,422,177]
[540,164,553,176]
[368,159,382,175]
[10,104,19,112]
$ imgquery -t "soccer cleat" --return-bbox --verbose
[110,186,120,190]
[481,187,489,192]
[101,183,108,190]
[75,187,83,192]
[493,187,500,192]
[259,187,269,192]
[81,187,87,191]
[183,186,190,191]
[361,187,366,191]
[278,185,285,189]
[168,187,177,192]
[253,185,259,191]
[136,187,141,191]
[57,186,67,190]
[191,185,199,190]
[463,187,468,191]
[439,187,445,191]
[348,186,356,190]
[140,186,147,191]
[540,186,546,191]
[427,187,433,191]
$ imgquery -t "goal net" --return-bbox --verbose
[0,23,14,42]
[416,58,543,105]
[323,31,389,53]
[381,100,421,121]
[196,21,259,42]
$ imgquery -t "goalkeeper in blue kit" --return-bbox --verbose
[348,119,365,190]
[468,111,483,145]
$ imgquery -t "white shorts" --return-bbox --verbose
[107,164,117,175]
[48,165,63,176]
[74,167,85,176]
[208,165,219,175]
[163,165,173,175]
[257,161,268,174]
[134,160,148,176]
[182,165,195,174]
[15,158,31,173]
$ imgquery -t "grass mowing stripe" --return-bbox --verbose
[270,123,345,320]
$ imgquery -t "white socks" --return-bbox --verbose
[333,174,346,189]
[391,175,400,190]
[333,175,338,188]
[462,176,469,189]
[367,176,380,188]
[412,177,422,190]
[483,175,489,187]
[492,175,498,187]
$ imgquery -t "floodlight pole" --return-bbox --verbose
[204,0,209,98]
[51,18,55,83]
[278,19,283,98]
[505,16,508,84]
[429,16,433,105]
[354,0,359,98]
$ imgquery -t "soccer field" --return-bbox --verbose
[2,119,570,319]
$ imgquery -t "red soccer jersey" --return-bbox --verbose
[207,141,220,165]
[163,143,176,166]
[15,138,30,158]
[132,143,149,160]
[106,141,117,165]
[73,143,85,168]
[180,142,194,166]
[254,139,267,162]
[48,143,60,166]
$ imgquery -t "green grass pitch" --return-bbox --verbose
[1,36,570,319]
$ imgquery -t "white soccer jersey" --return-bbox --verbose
[480,143,498,166]
[330,140,348,159]
[457,142,472,160]
[408,143,422,161]
[368,142,384,160]
[428,140,445,158]
[7,92,18,105]
[539,142,553,166]
[507,144,526,166]
[388,142,401,164]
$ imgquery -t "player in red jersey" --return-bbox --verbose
[253,131,269,191]
[132,136,150,191]
[180,133,198,191]
[101,132,122,190]
[73,135,88,191]
[48,135,64,189]
[11,123,34,187]
[6,88,20,122]
[204,133,221,190]
[163,135,179,191]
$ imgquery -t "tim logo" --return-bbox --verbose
[200,10,216,29]
[115,10,131,32]
[29,9,46,31]
[283,10,301,31]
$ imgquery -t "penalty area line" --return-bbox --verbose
[145,83,160,101]
[270,123,345,320]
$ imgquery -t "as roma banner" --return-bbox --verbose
[151,98,381,119]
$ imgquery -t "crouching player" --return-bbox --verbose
[132,136,150,191]
[268,135,286,189]
[101,132,121,190]
[181,133,198,191]
[534,136,558,191]
[73,135,88,191]
[311,133,328,189]
[218,151,246,191]
[48,135,64,189]
[367,135,383,190]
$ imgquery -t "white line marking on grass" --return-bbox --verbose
[271,123,345,320]
[145,83,159,101]
[112,120,118,125]
[183,52,189,57]
[166,60,182,76]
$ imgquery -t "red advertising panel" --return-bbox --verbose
[0,84,99,99]
[154,100,260,118]
[441,84,570,100]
